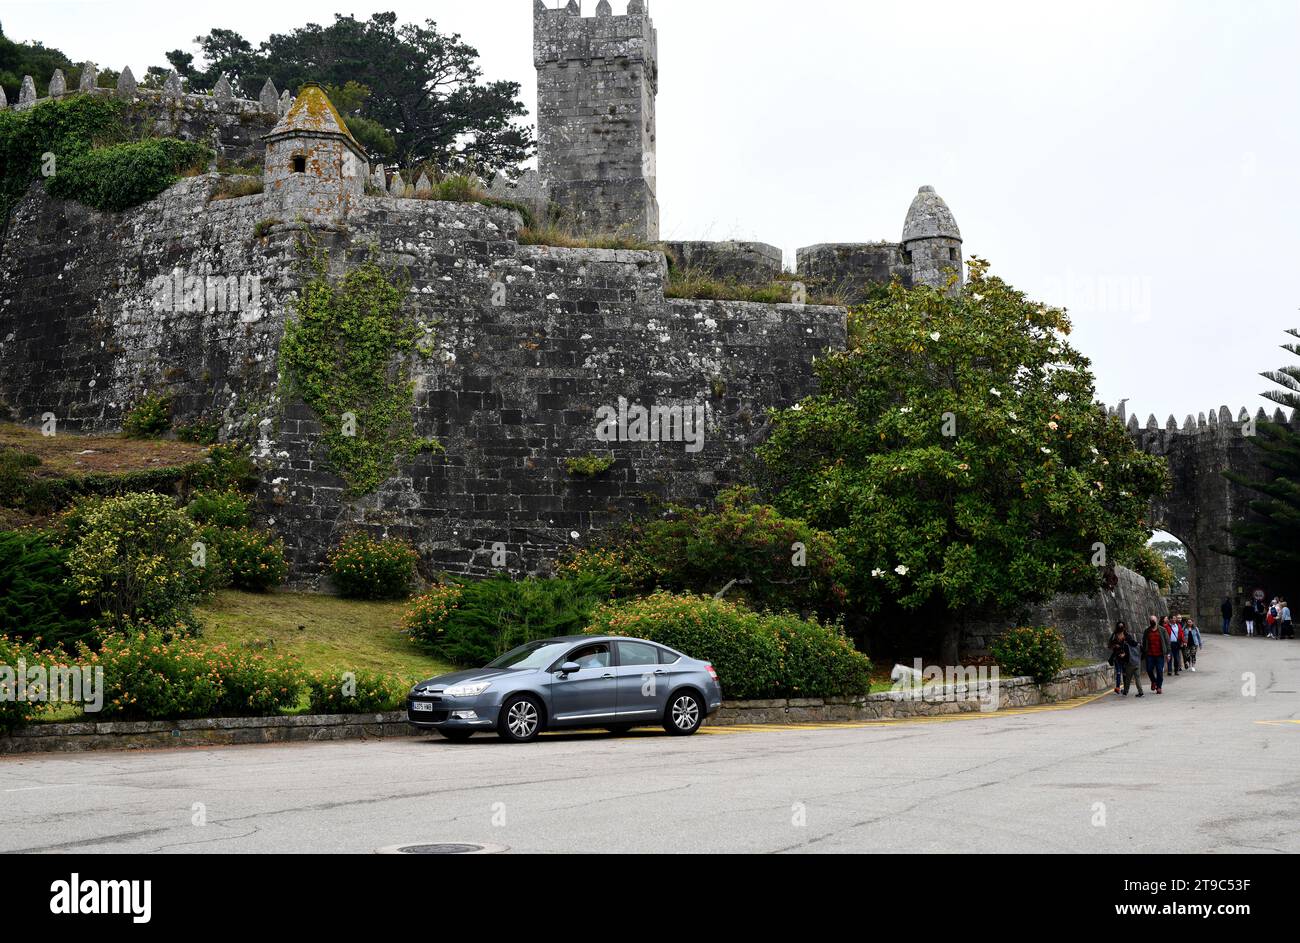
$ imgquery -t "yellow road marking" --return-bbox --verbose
[698,689,1114,735]
[1253,719,1300,727]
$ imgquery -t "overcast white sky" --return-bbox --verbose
[3,0,1299,421]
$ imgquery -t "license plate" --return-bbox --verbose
[412,701,434,713]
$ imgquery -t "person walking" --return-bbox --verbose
[1267,598,1280,639]
[1185,619,1201,670]
[1281,599,1293,640]
[1143,616,1167,694]
[1112,624,1144,697]
[1166,616,1182,676]
[1221,597,1233,636]
[1244,598,1258,637]
[1108,621,1131,693]
[1121,629,1144,697]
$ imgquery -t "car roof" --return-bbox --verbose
[538,635,674,650]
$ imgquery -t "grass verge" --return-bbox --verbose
[196,589,452,683]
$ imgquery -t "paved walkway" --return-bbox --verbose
[1,636,1296,852]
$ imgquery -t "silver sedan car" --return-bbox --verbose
[407,635,723,743]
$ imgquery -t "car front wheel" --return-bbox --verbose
[498,695,543,743]
[664,692,703,736]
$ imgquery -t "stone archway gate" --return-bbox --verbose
[1121,404,1290,634]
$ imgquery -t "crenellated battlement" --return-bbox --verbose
[533,1,657,84]
[1112,404,1298,437]
[2,63,291,118]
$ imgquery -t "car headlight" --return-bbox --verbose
[444,681,492,698]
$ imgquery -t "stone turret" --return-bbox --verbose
[262,83,369,222]
[902,185,963,291]
[534,0,659,240]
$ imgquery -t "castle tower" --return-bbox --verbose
[902,185,963,291]
[534,0,659,240]
[262,83,369,222]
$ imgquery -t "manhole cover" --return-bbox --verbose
[375,842,507,855]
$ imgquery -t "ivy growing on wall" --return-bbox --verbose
[280,247,438,496]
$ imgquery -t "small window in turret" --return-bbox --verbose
[949,248,958,261]
[291,155,306,174]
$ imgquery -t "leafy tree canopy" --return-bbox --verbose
[758,260,1169,657]
[166,13,532,175]
[1148,539,1187,590]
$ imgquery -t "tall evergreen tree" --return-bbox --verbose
[1226,328,1300,584]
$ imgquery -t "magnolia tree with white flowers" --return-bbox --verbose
[759,259,1169,663]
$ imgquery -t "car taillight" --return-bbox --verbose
[706,664,718,681]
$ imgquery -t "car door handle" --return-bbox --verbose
[654,669,667,675]
[601,673,614,679]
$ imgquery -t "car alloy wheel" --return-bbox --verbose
[500,696,541,742]
[666,693,701,735]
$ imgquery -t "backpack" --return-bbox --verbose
[1267,610,1277,626]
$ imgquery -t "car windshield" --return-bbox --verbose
[486,641,571,670]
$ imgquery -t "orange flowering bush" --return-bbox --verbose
[403,583,463,649]
[0,635,62,731]
[79,628,304,720]
[329,533,418,600]
[306,669,407,714]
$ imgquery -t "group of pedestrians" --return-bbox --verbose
[1107,614,1202,697]
[1221,596,1294,639]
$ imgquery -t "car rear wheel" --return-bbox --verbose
[664,691,703,736]
[440,729,474,742]
[498,695,543,743]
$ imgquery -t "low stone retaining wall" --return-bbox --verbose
[0,664,1111,753]
[706,663,1111,726]
[0,711,414,755]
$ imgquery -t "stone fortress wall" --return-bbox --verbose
[0,169,842,582]
[0,1,1268,651]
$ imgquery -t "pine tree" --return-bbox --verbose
[1226,328,1300,584]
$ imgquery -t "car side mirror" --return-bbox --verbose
[559,662,581,675]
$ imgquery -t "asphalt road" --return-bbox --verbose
[1,636,1296,853]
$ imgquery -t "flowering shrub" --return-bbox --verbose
[204,526,288,592]
[585,591,872,700]
[329,534,418,600]
[403,583,464,649]
[990,626,1066,683]
[80,629,304,720]
[65,492,202,631]
[0,636,57,731]
[306,669,407,714]
[555,547,650,598]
